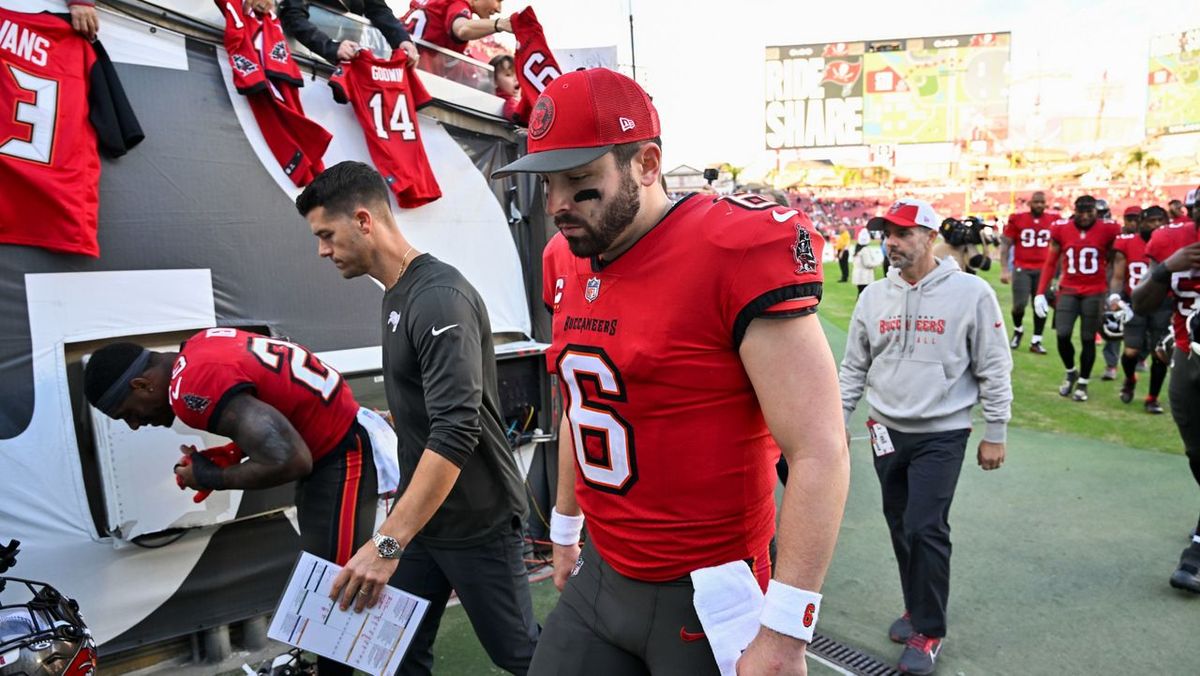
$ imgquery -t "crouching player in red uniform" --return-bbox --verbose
[493,69,849,675]
[84,328,385,676]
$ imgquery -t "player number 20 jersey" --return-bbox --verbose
[170,328,359,461]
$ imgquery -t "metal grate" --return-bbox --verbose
[808,633,903,676]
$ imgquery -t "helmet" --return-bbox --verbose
[0,542,95,676]
[1095,198,1111,219]
[1101,310,1125,340]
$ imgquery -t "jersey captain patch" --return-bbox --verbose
[793,223,817,274]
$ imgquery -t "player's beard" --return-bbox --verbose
[558,171,640,258]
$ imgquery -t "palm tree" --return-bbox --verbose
[718,163,745,187]
[1125,148,1161,184]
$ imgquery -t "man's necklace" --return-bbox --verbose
[393,245,415,287]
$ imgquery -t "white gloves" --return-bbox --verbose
[1033,294,1049,318]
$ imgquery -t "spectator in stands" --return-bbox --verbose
[275,0,420,67]
[489,54,526,125]
[835,224,852,283]
[67,0,99,40]
[404,0,510,73]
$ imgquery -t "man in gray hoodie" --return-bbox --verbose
[840,198,1013,676]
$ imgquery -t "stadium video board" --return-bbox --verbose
[1147,28,1200,136]
[765,33,1010,151]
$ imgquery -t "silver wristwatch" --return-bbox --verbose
[372,533,402,559]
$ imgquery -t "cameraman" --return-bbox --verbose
[1000,191,1056,354]
[936,216,993,275]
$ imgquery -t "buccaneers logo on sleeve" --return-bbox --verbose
[183,394,211,413]
[792,223,817,274]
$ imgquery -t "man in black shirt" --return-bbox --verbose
[296,161,537,675]
[252,0,420,66]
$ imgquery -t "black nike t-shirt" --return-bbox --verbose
[381,253,527,546]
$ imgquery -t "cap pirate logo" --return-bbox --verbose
[529,97,555,140]
[584,277,602,303]
[269,41,289,63]
[183,393,211,413]
[231,54,258,75]
[619,117,636,132]
[793,224,817,274]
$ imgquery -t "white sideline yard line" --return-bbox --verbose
[808,651,857,676]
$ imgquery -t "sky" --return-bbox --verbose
[500,0,1197,171]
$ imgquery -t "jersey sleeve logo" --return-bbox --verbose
[269,41,289,64]
[793,223,817,274]
[182,393,211,413]
[231,54,258,76]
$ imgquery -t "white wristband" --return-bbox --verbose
[759,580,822,642]
[549,507,584,546]
[1108,293,1122,305]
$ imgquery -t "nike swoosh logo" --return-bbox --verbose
[679,627,706,643]
[994,321,1003,328]
[772,209,799,223]
[170,378,182,401]
[431,324,459,337]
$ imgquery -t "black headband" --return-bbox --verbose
[94,349,151,416]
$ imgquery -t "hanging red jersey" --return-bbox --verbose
[330,50,441,208]
[0,9,143,257]
[542,193,824,584]
[1146,222,1200,351]
[510,7,561,123]
[1002,211,1057,270]
[216,0,330,187]
[1112,232,1151,296]
[170,328,360,462]
[1038,217,1120,296]
[403,0,471,54]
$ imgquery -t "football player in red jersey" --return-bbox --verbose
[1110,206,1171,412]
[492,69,848,676]
[1133,187,1200,594]
[999,191,1057,353]
[1169,199,1191,225]
[82,329,384,676]
[1033,195,1122,401]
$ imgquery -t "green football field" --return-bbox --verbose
[431,261,1198,674]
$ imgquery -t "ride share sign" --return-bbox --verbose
[765,34,1010,154]
[764,42,865,149]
